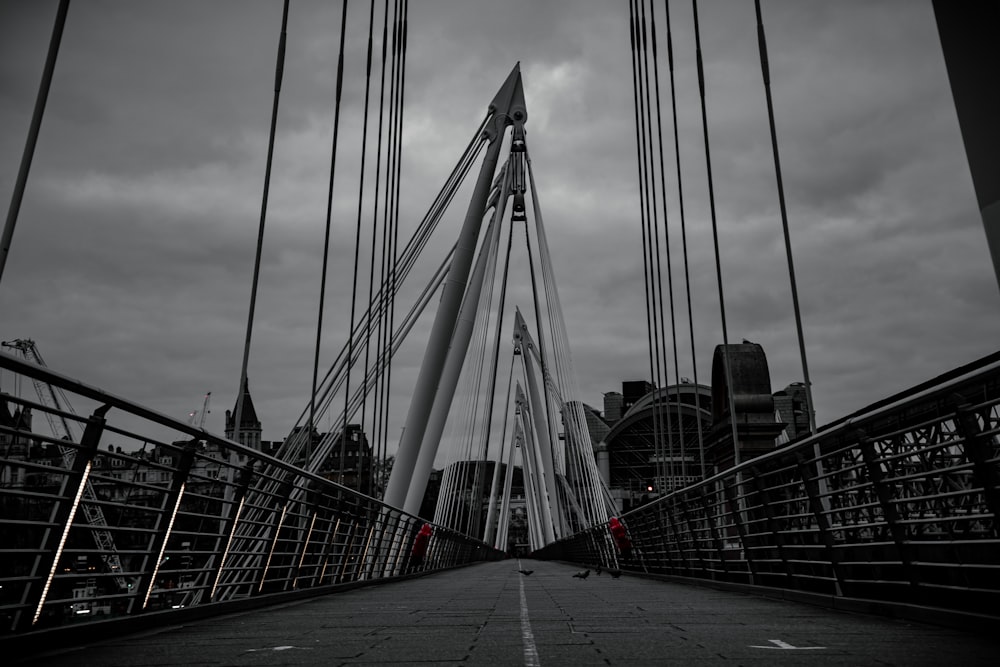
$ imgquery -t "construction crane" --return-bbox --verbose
[1,338,129,592]
[187,391,211,429]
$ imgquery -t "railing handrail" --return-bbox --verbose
[536,351,1000,627]
[628,350,1000,518]
[0,349,417,515]
[1,349,504,638]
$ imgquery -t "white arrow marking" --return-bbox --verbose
[750,639,826,650]
[245,645,311,652]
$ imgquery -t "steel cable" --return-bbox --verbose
[648,0,686,482]
[231,0,290,448]
[692,0,741,462]
[665,0,707,478]
[754,0,817,435]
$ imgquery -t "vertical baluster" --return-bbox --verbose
[796,453,846,597]
[698,486,729,578]
[751,467,797,588]
[664,500,690,576]
[953,399,1000,534]
[135,438,197,613]
[25,405,110,630]
[209,462,254,601]
[858,430,921,596]
[337,519,359,584]
[678,497,709,577]
[722,478,755,583]
[254,480,293,594]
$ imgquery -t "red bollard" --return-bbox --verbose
[609,517,632,559]
[411,523,433,566]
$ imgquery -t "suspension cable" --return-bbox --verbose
[639,0,678,493]
[471,202,516,537]
[0,0,70,285]
[383,0,409,477]
[525,146,610,523]
[299,248,455,476]
[755,0,816,435]
[629,0,662,501]
[345,0,378,493]
[665,0,706,477]
[638,1,665,496]
[371,0,400,483]
[454,201,504,536]
[232,0,290,448]
[692,0,741,463]
[464,252,497,537]
[281,121,486,468]
[362,0,390,492]
[312,0,349,470]
[280,132,482,469]
[375,0,404,481]
[648,0,686,482]
[485,351,517,544]
[341,0,375,486]
[522,184,560,533]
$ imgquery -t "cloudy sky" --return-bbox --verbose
[1,1,997,457]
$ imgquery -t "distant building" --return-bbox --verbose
[773,382,810,444]
[224,379,262,451]
[597,345,806,513]
[254,415,376,496]
[419,468,443,521]
[432,459,527,553]
[603,391,623,423]
[318,423,374,495]
[621,380,653,415]
[0,396,36,487]
[600,381,713,512]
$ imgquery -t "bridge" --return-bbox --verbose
[2,1,1000,664]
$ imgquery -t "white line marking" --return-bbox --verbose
[245,645,310,652]
[517,559,540,666]
[750,639,826,650]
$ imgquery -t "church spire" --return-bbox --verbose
[225,378,262,449]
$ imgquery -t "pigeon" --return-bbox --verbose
[595,564,602,576]
[608,569,622,579]
[518,569,533,576]
[572,569,590,579]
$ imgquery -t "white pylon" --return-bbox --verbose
[385,65,526,513]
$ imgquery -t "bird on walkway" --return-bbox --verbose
[595,564,602,576]
[608,569,622,579]
[518,569,533,576]
[572,569,590,579]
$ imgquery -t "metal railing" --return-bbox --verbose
[535,352,1000,620]
[0,351,502,636]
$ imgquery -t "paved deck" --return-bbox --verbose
[19,560,1000,665]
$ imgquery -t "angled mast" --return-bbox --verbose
[384,64,526,513]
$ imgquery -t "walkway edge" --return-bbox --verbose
[551,560,1000,635]
[4,561,491,663]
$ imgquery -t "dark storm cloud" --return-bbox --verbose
[1,0,997,455]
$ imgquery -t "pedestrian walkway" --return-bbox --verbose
[18,560,1000,665]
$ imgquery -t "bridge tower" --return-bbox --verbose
[384,65,526,515]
